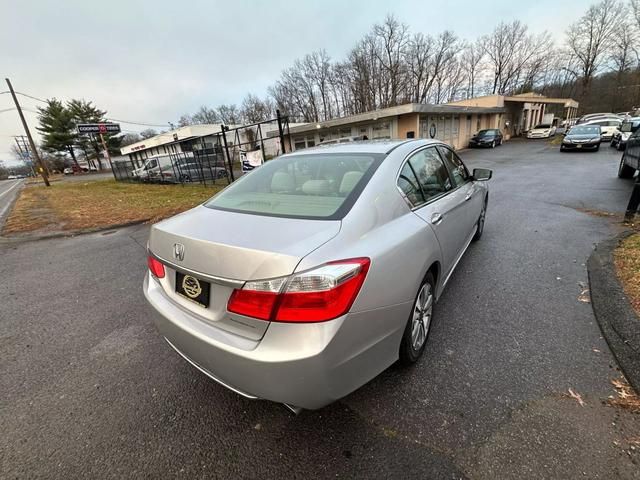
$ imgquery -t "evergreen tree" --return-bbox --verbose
[36,99,79,168]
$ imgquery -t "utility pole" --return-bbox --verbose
[99,132,112,168]
[5,78,50,186]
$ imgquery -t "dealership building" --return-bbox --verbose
[284,93,579,151]
[119,122,297,168]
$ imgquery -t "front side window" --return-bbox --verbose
[206,153,383,219]
[437,146,470,187]
[408,147,452,201]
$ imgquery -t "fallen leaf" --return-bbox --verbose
[567,388,586,407]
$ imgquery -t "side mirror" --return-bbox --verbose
[473,168,492,181]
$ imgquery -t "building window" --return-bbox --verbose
[294,137,307,150]
[371,121,390,139]
[294,136,316,150]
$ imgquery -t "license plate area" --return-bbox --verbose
[175,271,210,308]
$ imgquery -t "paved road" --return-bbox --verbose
[2,140,639,479]
[0,179,23,227]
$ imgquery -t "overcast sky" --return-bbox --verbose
[1,0,589,164]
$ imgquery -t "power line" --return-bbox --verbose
[106,117,169,128]
[4,89,171,128]
[16,91,47,103]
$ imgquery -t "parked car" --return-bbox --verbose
[167,159,229,183]
[527,124,556,139]
[7,175,17,180]
[63,164,87,175]
[619,128,640,178]
[319,135,368,145]
[132,154,176,182]
[576,113,621,124]
[468,129,503,148]
[611,117,640,151]
[583,118,622,141]
[144,139,492,411]
[560,125,602,152]
[561,117,579,129]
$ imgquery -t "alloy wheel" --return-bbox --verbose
[411,283,433,351]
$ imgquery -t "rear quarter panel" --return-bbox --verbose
[295,142,444,369]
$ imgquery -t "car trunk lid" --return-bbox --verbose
[148,205,341,340]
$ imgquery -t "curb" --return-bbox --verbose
[0,219,151,245]
[587,231,640,393]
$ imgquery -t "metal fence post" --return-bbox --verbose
[276,109,286,155]
[221,125,235,182]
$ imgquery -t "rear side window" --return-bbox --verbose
[398,163,425,207]
[437,146,470,187]
[396,147,453,208]
[206,153,383,219]
[409,147,452,200]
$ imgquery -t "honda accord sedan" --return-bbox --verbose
[560,125,602,152]
[143,139,492,411]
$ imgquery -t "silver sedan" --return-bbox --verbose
[143,139,492,411]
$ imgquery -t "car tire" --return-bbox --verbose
[617,143,624,152]
[618,154,636,179]
[594,145,600,152]
[473,196,488,242]
[180,174,192,183]
[491,140,496,148]
[399,272,436,365]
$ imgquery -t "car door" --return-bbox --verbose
[436,145,483,235]
[626,129,640,168]
[400,146,471,277]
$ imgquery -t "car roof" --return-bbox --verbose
[584,117,621,124]
[284,139,440,156]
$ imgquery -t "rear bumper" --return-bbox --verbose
[143,273,407,409]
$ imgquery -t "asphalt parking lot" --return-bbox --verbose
[2,139,639,479]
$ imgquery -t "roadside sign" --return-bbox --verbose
[77,123,121,134]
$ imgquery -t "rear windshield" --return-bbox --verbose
[205,152,384,219]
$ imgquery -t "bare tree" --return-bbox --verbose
[610,12,637,74]
[139,129,157,139]
[240,94,274,123]
[565,0,624,95]
[372,15,410,106]
[217,104,241,125]
[177,114,192,127]
[460,40,485,98]
[191,106,220,124]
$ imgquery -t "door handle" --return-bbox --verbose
[464,193,472,201]
[431,213,444,225]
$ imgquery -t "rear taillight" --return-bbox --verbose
[147,255,165,278]
[227,258,370,323]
